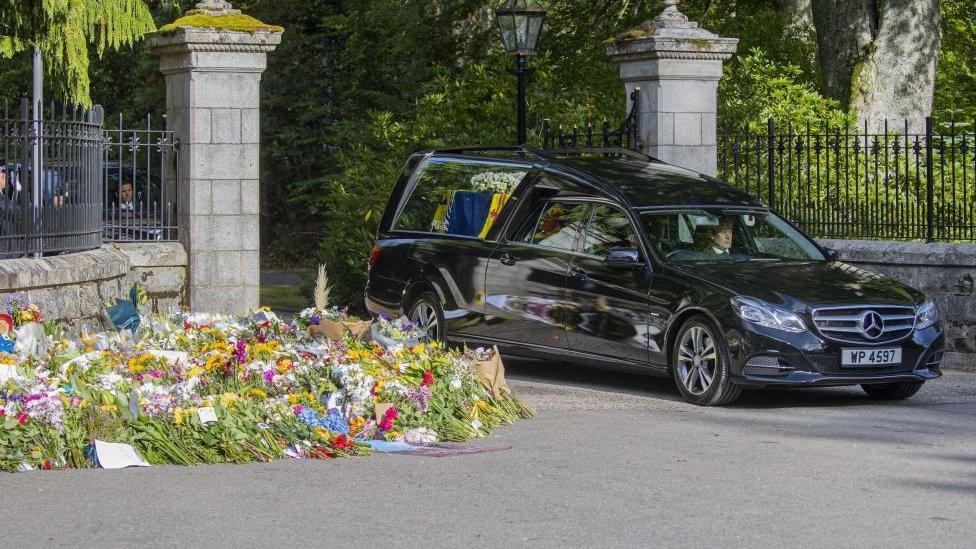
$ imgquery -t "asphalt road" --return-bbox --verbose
[2,360,975,548]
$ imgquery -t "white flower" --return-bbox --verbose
[97,372,124,390]
[383,380,411,398]
[403,427,438,444]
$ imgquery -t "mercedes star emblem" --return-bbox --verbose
[859,310,884,339]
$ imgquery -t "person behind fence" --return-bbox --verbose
[119,180,135,216]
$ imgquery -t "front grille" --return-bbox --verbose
[811,304,915,345]
[806,353,917,375]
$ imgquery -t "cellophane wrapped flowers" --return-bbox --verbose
[0,305,532,472]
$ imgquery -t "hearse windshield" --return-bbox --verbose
[640,209,826,263]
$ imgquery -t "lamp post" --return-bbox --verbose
[495,0,546,145]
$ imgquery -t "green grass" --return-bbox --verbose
[259,285,306,313]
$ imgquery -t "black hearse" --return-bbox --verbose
[365,147,944,405]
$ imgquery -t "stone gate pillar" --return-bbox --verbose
[148,1,281,314]
[605,0,737,176]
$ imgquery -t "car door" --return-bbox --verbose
[483,200,591,351]
[565,202,653,365]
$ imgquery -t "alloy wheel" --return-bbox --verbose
[412,301,440,341]
[676,326,717,395]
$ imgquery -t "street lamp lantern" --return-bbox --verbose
[495,0,546,56]
[495,0,546,145]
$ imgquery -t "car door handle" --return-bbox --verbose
[568,267,588,281]
[498,253,516,266]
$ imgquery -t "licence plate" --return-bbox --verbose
[841,348,902,366]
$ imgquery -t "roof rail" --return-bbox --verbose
[430,146,550,161]
[543,147,653,161]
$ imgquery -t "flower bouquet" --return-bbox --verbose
[0,294,532,472]
[299,265,371,341]
[466,345,510,399]
[369,316,425,349]
[470,170,527,194]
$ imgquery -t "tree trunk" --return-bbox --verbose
[777,0,814,29]
[812,0,941,130]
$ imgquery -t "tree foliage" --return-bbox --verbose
[0,0,157,105]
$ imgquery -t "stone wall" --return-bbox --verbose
[0,243,187,335]
[820,239,976,371]
[109,243,188,314]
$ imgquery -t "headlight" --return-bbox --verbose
[915,300,938,330]
[731,297,807,333]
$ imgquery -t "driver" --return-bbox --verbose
[707,219,734,255]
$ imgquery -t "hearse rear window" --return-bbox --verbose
[393,158,528,238]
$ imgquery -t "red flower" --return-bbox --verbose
[422,370,434,387]
[16,412,27,425]
[41,459,51,470]
[0,409,5,417]
[331,434,353,450]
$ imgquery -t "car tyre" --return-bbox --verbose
[407,291,445,343]
[860,381,924,400]
[671,316,741,406]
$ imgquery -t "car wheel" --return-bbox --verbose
[860,381,924,400]
[408,291,444,343]
[671,316,741,406]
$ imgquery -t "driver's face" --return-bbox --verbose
[714,227,733,250]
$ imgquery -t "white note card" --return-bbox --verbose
[197,406,218,424]
[94,440,150,469]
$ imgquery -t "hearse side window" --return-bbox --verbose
[518,201,590,251]
[392,158,528,238]
[581,204,640,258]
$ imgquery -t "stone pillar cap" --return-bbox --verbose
[606,0,738,61]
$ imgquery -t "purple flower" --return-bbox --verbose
[235,340,248,363]
[263,369,274,385]
[310,313,321,326]
[407,385,432,412]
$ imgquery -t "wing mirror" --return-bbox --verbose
[823,247,840,262]
[603,247,645,268]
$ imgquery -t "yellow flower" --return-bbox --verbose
[348,417,365,436]
[275,357,292,374]
[204,354,225,373]
[219,392,238,407]
[100,404,118,413]
[249,387,268,399]
[315,427,331,442]
[186,366,203,378]
[173,407,186,425]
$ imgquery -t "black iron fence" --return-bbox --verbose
[719,118,975,242]
[0,101,178,259]
[104,114,178,242]
[540,88,643,152]
[1,100,104,258]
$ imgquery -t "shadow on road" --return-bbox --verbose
[504,356,935,409]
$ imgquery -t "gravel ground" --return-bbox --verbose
[1,360,974,548]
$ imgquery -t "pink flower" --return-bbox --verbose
[70,396,82,407]
[293,405,303,415]
[379,406,398,431]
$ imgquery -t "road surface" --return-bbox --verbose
[2,360,974,548]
